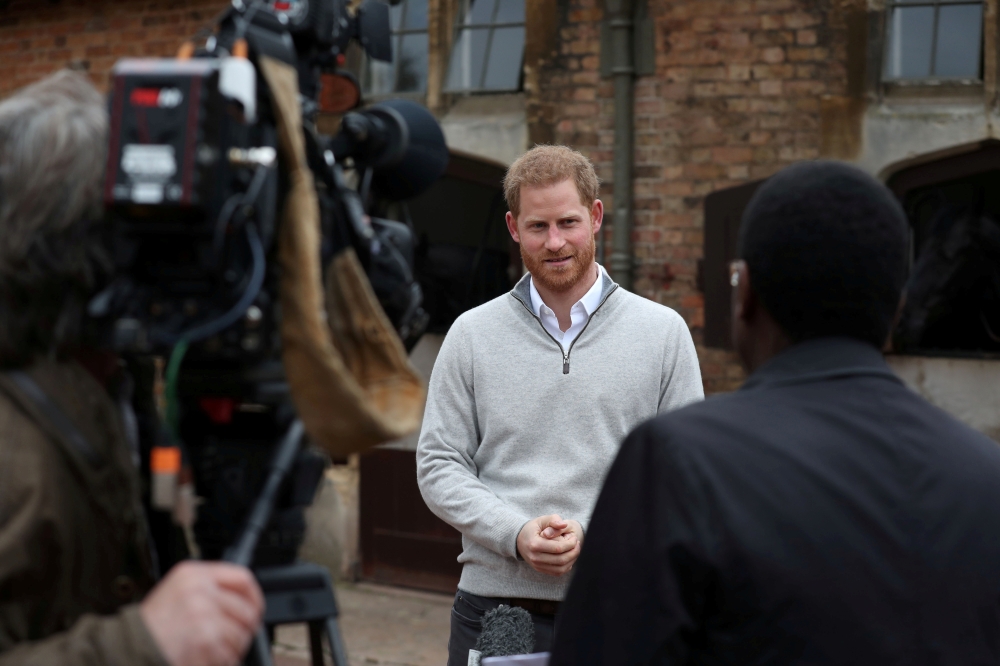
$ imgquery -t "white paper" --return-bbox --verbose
[481,653,550,666]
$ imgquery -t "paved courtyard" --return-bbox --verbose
[272,582,452,666]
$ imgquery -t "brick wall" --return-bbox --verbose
[534,0,850,394]
[1,0,853,394]
[0,0,229,98]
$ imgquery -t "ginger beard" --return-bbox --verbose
[520,219,597,294]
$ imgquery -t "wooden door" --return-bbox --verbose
[359,449,463,593]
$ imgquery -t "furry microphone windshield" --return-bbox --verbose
[475,605,536,657]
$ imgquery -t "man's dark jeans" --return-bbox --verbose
[447,589,557,666]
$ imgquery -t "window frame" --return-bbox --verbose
[443,0,527,94]
[359,0,431,98]
[878,0,989,84]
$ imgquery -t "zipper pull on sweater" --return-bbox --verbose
[563,356,570,374]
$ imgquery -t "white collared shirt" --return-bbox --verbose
[529,263,605,349]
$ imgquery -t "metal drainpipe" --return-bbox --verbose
[606,0,636,290]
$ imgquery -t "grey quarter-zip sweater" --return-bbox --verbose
[416,270,704,601]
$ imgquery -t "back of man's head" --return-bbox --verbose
[503,145,599,219]
[0,70,109,368]
[738,161,909,348]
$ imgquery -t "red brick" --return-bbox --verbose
[760,46,786,63]
[753,63,796,79]
[568,8,602,22]
[760,14,784,30]
[682,293,705,309]
[760,79,784,96]
[787,46,829,62]
[727,64,751,80]
[784,13,821,29]
[712,146,753,164]
[85,44,111,58]
[797,29,818,46]
[727,165,750,180]
[0,0,229,98]
[753,30,796,47]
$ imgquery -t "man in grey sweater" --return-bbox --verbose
[416,145,703,665]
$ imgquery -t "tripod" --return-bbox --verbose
[255,561,349,666]
[223,420,349,666]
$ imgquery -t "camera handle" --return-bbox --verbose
[222,420,349,666]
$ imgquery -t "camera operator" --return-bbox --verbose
[0,71,263,666]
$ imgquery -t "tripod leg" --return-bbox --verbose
[325,615,350,666]
[245,628,274,666]
[308,621,325,666]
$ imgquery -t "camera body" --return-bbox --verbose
[97,0,420,359]
[97,0,449,567]
[103,57,281,359]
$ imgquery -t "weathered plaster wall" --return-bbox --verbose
[887,356,1000,442]
[862,105,999,177]
[439,94,529,166]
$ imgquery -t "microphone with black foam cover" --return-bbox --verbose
[467,605,535,665]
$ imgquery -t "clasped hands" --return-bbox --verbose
[516,514,584,577]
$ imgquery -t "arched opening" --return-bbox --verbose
[887,140,1000,357]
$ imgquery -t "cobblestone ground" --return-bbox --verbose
[272,582,452,666]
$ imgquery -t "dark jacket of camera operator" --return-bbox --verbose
[0,71,263,666]
[0,360,164,664]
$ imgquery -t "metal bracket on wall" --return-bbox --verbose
[600,0,656,79]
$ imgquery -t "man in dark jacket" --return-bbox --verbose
[0,71,263,666]
[550,161,1000,664]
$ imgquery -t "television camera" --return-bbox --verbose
[90,1,449,663]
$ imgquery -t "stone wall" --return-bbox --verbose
[0,0,229,98]
[532,0,853,393]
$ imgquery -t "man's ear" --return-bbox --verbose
[732,260,756,324]
[730,260,756,362]
[505,211,520,244]
[590,199,604,235]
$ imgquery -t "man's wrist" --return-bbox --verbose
[514,519,531,561]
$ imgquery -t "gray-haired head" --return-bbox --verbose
[0,70,111,368]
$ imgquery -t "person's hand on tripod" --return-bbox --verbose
[140,560,265,666]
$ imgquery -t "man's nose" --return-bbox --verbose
[544,227,565,252]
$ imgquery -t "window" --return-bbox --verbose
[884,0,984,81]
[445,0,526,93]
[362,0,429,95]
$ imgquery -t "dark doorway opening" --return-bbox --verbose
[701,180,764,349]
[360,151,515,594]
[889,141,1000,357]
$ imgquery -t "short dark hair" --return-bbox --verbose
[0,71,111,368]
[738,161,909,347]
